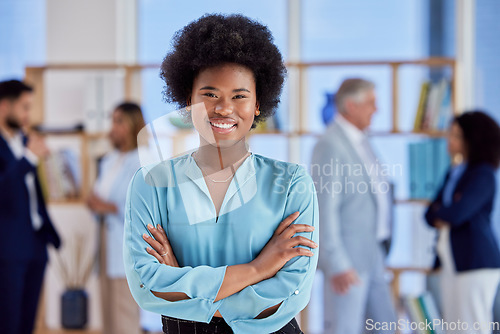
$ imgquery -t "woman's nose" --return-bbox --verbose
[214,100,233,116]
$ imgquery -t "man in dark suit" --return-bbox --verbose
[0,80,61,334]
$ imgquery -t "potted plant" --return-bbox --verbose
[52,233,96,329]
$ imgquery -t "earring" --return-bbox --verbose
[255,110,260,116]
[186,105,191,112]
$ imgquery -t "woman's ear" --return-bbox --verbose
[0,99,10,116]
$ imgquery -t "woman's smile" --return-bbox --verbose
[209,117,237,134]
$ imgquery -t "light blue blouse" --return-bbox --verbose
[123,152,319,333]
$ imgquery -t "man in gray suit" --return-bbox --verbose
[311,78,396,334]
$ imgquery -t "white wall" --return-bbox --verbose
[43,1,137,330]
[46,0,136,64]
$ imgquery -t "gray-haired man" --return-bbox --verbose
[311,78,396,333]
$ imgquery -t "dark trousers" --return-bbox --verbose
[0,258,46,334]
[162,315,303,334]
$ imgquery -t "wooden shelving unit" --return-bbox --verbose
[25,57,455,331]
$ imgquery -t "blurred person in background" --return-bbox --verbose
[311,78,396,334]
[425,111,500,334]
[87,102,160,334]
[0,79,61,334]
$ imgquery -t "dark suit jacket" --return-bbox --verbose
[0,133,60,261]
[425,163,500,272]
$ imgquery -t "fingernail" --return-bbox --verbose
[146,247,152,252]
[143,233,149,239]
[157,224,163,230]
[147,224,153,229]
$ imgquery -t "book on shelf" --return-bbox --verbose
[408,138,449,200]
[253,113,281,133]
[414,79,453,132]
[39,149,81,201]
[401,292,444,334]
[413,82,431,131]
[402,296,429,334]
[419,292,445,334]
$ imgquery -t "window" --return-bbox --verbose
[0,0,45,80]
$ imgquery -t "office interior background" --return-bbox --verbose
[1,0,500,333]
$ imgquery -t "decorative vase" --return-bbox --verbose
[321,92,336,126]
[61,289,88,329]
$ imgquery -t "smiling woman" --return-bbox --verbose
[123,14,319,334]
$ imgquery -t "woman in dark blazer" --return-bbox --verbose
[425,111,500,333]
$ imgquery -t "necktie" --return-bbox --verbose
[361,137,392,242]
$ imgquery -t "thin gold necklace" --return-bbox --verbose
[199,165,235,183]
[194,151,250,183]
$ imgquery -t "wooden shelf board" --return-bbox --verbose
[387,266,433,274]
[25,57,455,72]
[369,130,448,137]
[285,57,455,68]
[394,199,431,205]
[84,132,109,140]
[47,199,84,205]
[38,131,84,136]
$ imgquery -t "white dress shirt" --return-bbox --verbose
[334,113,391,242]
[1,129,43,230]
[93,148,141,278]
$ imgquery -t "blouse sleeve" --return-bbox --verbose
[217,165,319,333]
[123,166,227,323]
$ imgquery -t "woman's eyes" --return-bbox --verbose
[202,93,247,99]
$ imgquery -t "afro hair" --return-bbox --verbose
[160,14,286,127]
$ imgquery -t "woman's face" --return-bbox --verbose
[109,109,133,150]
[190,63,258,148]
[447,121,466,158]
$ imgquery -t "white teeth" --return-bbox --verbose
[211,122,235,129]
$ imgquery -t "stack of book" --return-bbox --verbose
[413,79,453,132]
[408,138,449,200]
[401,292,444,334]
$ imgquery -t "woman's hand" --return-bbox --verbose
[433,219,449,229]
[250,211,317,280]
[331,269,360,295]
[86,192,117,214]
[143,224,179,267]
